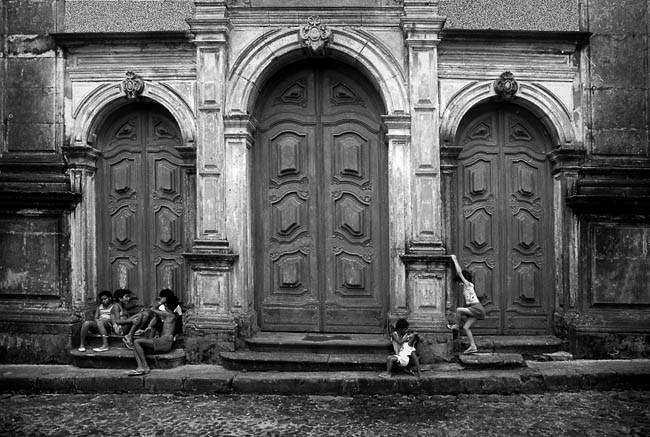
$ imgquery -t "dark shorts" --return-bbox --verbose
[152,335,174,353]
[466,303,486,320]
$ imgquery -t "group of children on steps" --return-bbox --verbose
[79,253,482,377]
[78,288,182,376]
[379,253,486,378]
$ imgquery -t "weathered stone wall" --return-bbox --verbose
[585,0,649,156]
[440,0,579,31]
[567,0,650,357]
[0,0,79,364]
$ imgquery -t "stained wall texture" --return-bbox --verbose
[586,0,650,156]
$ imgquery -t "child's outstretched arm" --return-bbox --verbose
[450,254,471,286]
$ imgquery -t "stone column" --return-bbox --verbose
[185,2,240,360]
[401,1,446,253]
[399,2,450,340]
[64,145,99,314]
[549,149,584,334]
[383,114,411,319]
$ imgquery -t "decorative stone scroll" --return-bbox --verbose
[493,71,518,100]
[121,71,145,101]
[299,16,332,53]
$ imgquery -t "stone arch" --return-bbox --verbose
[72,81,196,149]
[440,80,577,149]
[227,27,408,116]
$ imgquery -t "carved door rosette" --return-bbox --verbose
[493,72,519,101]
[121,71,145,101]
[299,16,332,54]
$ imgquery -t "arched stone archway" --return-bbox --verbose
[440,80,577,149]
[226,28,409,116]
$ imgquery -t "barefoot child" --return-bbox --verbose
[380,332,421,378]
[127,292,180,376]
[390,318,410,355]
[448,254,485,354]
[78,290,114,352]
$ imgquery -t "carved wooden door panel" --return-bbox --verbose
[98,104,186,306]
[254,61,387,333]
[457,104,552,334]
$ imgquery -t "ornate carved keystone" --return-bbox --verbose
[299,16,332,53]
[121,71,145,100]
[493,71,519,100]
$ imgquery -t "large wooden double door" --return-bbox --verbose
[254,61,388,333]
[456,104,553,334]
[97,103,188,306]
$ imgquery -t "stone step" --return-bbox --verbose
[456,335,568,358]
[220,351,386,372]
[70,347,186,369]
[82,333,186,349]
[458,352,527,369]
[245,332,392,355]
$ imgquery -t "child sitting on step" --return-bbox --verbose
[390,318,410,355]
[127,290,180,376]
[379,332,421,378]
[78,290,114,353]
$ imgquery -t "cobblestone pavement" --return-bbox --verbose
[1,390,649,436]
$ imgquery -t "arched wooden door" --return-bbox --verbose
[254,60,388,333]
[97,103,188,306]
[456,103,553,335]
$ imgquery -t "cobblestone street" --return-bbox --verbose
[1,390,649,436]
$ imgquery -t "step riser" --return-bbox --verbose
[81,336,186,349]
[248,344,391,355]
[223,361,384,372]
[72,355,185,370]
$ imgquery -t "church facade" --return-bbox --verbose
[1,0,649,363]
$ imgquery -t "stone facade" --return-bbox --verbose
[1,0,648,363]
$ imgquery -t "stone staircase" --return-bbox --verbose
[455,335,571,369]
[220,332,393,371]
[70,333,186,369]
[221,332,571,371]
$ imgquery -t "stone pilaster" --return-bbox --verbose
[186,2,239,337]
[188,1,231,250]
[397,2,449,336]
[401,1,446,254]
[63,145,99,313]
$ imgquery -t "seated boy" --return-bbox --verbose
[379,332,421,378]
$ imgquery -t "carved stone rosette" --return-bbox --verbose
[299,16,332,53]
[493,71,518,100]
[121,71,145,101]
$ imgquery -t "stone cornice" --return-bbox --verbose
[440,29,591,47]
[51,31,192,48]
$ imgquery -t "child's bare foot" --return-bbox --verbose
[92,346,109,352]
[122,336,134,350]
[78,346,86,352]
[463,345,478,354]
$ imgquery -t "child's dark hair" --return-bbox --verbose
[114,288,132,300]
[459,270,473,283]
[395,318,409,331]
[98,290,113,301]
[159,288,179,312]
[410,333,420,347]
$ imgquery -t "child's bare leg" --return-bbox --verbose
[410,353,422,378]
[463,317,478,352]
[133,338,152,371]
[97,319,110,348]
[79,320,95,350]
[380,356,397,378]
